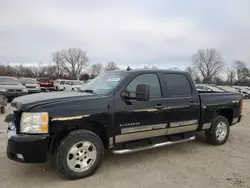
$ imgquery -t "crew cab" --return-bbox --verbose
[6,70,243,180]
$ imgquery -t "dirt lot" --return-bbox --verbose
[0,101,250,188]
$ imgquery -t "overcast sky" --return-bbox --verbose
[0,0,249,69]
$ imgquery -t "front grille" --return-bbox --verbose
[8,89,22,92]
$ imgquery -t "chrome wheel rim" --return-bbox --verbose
[216,122,227,141]
[67,141,97,172]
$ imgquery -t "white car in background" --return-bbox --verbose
[62,80,84,91]
[54,79,66,91]
[232,86,250,99]
[195,84,224,92]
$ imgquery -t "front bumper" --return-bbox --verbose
[40,87,54,91]
[28,89,41,94]
[7,126,51,163]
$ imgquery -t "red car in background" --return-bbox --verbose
[37,77,54,91]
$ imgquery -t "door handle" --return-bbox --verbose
[154,104,165,110]
[189,101,199,107]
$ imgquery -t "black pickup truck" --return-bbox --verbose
[6,69,243,180]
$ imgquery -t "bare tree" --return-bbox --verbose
[226,68,236,85]
[52,52,63,78]
[52,48,89,79]
[185,66,197,80]
[104,62,119,71]
[90,63,103,76]
[234,60,249,84]
[192,48,224,83]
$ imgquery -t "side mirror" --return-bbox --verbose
[136,84,150,101]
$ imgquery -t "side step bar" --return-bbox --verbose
[112,136,196,154]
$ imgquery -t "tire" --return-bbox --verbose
[63,87,66,91]
[205,116,230,146]
[56,130,104,180]
[0,106,5,114]
[72,88,75,91]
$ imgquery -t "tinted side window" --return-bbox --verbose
[126,74,162,98]
[165,74,192,97]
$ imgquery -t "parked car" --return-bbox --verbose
[0,76,28,101]
[19,77,41,94]
[232,86,250,99]
[63,80,84,91]
[215,85,239,92]
[6,70,243,180]
[37,77,54,91]
[195,84,224,92]
[54,79,66,91]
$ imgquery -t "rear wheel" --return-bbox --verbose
[205,116,230,146]
[56,130,104,180]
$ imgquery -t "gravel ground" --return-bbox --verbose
[0,100,250,188]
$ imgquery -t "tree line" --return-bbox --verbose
[186,48,250,86]
[0,48,120,81]
[0,47,249,85]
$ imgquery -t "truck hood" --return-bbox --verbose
[11,91,94,111]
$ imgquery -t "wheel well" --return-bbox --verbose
[50,122,108,154]
[218,108,233,125]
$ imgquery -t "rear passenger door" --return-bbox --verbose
[164,73,200,135]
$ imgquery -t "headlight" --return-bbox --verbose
[23,88,28,92]
[0,88,6,92]
[20,112,49,133]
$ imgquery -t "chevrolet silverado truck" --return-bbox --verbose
[6,70,243,180]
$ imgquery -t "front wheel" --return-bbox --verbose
[56,130,104,180]
[205,116,230,146]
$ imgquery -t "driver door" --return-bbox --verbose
[113,73,168,143]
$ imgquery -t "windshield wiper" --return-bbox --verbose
[81,89,96,94]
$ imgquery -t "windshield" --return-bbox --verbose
[0,77,22,85]
[19,78,37,84]
[73,81,83,85]
[81,72,128,95]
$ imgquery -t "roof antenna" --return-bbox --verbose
[126,66,131,71]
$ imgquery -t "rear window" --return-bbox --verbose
[165,73,192,97]
[19,78,37,84]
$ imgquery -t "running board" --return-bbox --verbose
[112,136,196,154]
